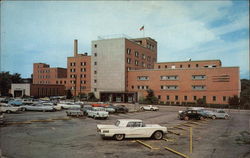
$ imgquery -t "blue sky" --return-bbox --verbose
[1,0,249,79]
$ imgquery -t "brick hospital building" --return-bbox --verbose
[32,36,240,104]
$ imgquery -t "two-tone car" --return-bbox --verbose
[87,107,109,119]
[97,119,167,141]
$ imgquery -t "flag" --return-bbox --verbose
[140,25,144,31]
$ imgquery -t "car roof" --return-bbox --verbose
[117,119,142,122]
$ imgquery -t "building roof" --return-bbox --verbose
[156,59,221,64]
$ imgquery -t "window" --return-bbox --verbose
[94,70,97,74]
[135,51,139,57]
[158,95,161,99]
[127,48,131,54]
[192,75,206,80]
[175,95,178,100]
[203,96,206,100]
[213,96,216,101]
[196,64,199,67]
[158,65,161,69]
[127,58,131,64]
[192,85,206,90]
[135,60,139,66]
[166,95,170,100]
[94,44,97,48]
[180,65,182,68]
[137,85,149,90]
[132,86,134,89]
[137,76,149,80]
[193,96,197,101]
[223,96,226,101]
[142,54,146,59]
[94,88,97,92]
[94,80,97,83]
[161,85,179,90]
[165,65,167,68]
[94,62,97,65]
[81,68,86,72]
[188,64,191,68]
[161,75,179,80]
[184,96,188,101]
[147,56,151,62]
[94,53,97,57]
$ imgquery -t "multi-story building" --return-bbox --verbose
[127,60,240,104]
[32,36,240,104]
[91,37,157,101]
[66,40,91,96]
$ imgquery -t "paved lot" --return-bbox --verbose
[1,106,250,158]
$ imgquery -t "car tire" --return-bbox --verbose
[153,131,163,140]
[184,116,189,121]
[150,108,154,111]
[6,110,11,114]
[93,115,96,119]
[212,115,216,120]
[200,116,204,120]
[225,115,229,119]
[114,134,124,141]
[21,108,26,112]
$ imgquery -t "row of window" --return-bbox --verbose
[131,85,206,91]
[69,68,87,72]
[127,58,152,68]
[157,64,217,69]
[70,86,86,90]
[126,49,156,62]
[69,74,87,78]
[158,95,228,102]
[38,81,50,84]
[38,70,50,73]
[56,80,66,84]
[137,75,206,81]
[38,75,50,79]
[69,62,87,66]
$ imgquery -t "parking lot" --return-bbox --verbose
[1,106,250,158]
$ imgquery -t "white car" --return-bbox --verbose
[57,102,81,110]
[87,107,109,119]
[20,104,56,112]
[0,103,21,113]
[97,119,167,141]
[140,105,159,111]
[206,109,230,119]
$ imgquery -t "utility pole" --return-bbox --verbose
[74,75,77,102]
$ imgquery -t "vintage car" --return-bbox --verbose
[102,106,116,113]
[20,103,56,112]
[57,102,81,110]
[86,107,109,119]
[66,110,84,117]
[140,105,159,111]
[0,103,21,113]
[206,109,230,119]
[97,119,167,141]
[179,110,205,120]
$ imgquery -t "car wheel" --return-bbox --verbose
[184,116,189,121]
[212,115,216,120]
[150,108,154,111]
[21,108,26,112]
[114,134,124,141]
[153,131,163,140]
[6,110,11,114]
[200,116,204,120]
[225,115,229,119]
[93,115,96,119]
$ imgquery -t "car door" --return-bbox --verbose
[125,122,147,138]
[217,110,225,118]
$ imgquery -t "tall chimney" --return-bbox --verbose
[74,39,78,57]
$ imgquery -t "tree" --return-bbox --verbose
[240,79,250,109]
[0,71,22,96]
[145,89,158,104]
[66,89,73,99]
[87,92,98,101]
[228,95,240,108]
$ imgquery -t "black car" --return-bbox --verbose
[179,110,205,120]
[107,105,129,113]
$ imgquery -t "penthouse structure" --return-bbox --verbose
[32,36,240,104]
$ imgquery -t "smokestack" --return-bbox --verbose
[74,39,78,57]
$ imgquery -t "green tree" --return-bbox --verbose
[66,89,73,99]
[0,71,21,96]
[145,89,158,104]
[228,95,240,108]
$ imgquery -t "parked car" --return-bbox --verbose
[8,99,23,106]
[97,119,167,141]
[114,105,129,113]
[179,110,205,120]
[66,110,84,117]
[20,104,56,112]
[0,112,5,125]
[206,109,230,119]
[0,103,21,113]
[86,107,109,119]
[103,106,116,113]
[57,102,81,109]
[140,105,159,111]
[82,105,93,115]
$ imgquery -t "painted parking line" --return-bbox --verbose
[173,126,187,130]
[30,119,55,122]
[7,121,32,125]
[135,140,159,150]
[181,124,194,128]
[187,121,203,125]
[164,146,190,158]
[52,117,71,120]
